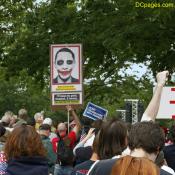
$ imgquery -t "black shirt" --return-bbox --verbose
[71,160,95,175]
[164,144,175,171]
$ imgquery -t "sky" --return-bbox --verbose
[119,62,153,80]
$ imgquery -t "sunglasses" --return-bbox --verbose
[56,60,74,66]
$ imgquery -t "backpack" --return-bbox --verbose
[57,135,74,166]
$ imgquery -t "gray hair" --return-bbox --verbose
[18,108,28,119]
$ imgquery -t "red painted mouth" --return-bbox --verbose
[58,69,72,76]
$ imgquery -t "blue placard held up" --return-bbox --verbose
[83,102,108,120]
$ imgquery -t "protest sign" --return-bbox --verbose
[50,44,83,109]
[156,87,175,119]
[83,102,108,120]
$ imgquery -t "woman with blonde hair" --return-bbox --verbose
[4,124,48,175]
[111,155,159,175]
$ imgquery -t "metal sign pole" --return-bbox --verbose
[67,109,70,133]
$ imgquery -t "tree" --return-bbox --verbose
[0,0,174,116]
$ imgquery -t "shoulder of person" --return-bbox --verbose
[164,144,175,152]
[160,168,174,175]
[89,158,117,175]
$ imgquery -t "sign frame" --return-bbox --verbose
[50,44,83,110]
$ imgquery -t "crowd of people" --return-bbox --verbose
[0,71,175,175]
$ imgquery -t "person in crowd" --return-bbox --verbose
[97,118,127,160]
[53,48,79,84]
[43,118,57,141]
[54,137,75,175]
[9,115,17,128]
[53,106,81,175]
[0,124,9,175]
[129,122,165,162]
[71,132,99,175]
[1,115,12,132]
[141,71,169,122]
[13,108,28,127]
[88,122,166,175]
[34,112,44,131]
[87,71,172,175]
[26,117,36,128]
[52,105,81,152]
[123,70,169,156]
[73,128,94,165]
[164,124,175,171]
[4,124,48,175]
[1,111,15,132]
[0,124,10,151]
[79,117,94,142]
[155,151,175,175]
[39,124,57,174]
[71,117,128,175]
[73,119,103,165]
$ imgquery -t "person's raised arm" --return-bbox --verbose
[66,105,81,136]
[141,71,169,122]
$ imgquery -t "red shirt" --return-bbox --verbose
[52,131,76,153]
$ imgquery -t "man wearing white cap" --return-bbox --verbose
[43,117,57,142]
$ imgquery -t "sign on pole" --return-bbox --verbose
[156,87,175,119]
[83,102,108,120]
[50,44,83,109]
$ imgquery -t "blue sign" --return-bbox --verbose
[83,102,108,120]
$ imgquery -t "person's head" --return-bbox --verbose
[4,111,14,118]
[57,122,67,138]
[169,124,175,143]
[129,121,165,161]
[81,117,94,134]
[111,156,159,175]
[1,111,14,127]
[39,124,51,137]
[26,117,36,127]
[18,108,28,120]
[34,112,44,124]
[43,118,52,126]
[91,119,103,135]
[55,48,75,81]
[1,115,11,127]
[81,117,94,126]
[0,124,10,143]
[97,118,127,159]
[4,124,46,161]
[9,115,17,127]
[0,124,6,137]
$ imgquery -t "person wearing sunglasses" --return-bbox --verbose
[53,48,79,84]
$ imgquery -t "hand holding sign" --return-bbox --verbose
[66,105,73,112]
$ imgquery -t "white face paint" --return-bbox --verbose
[55,51,75,80]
